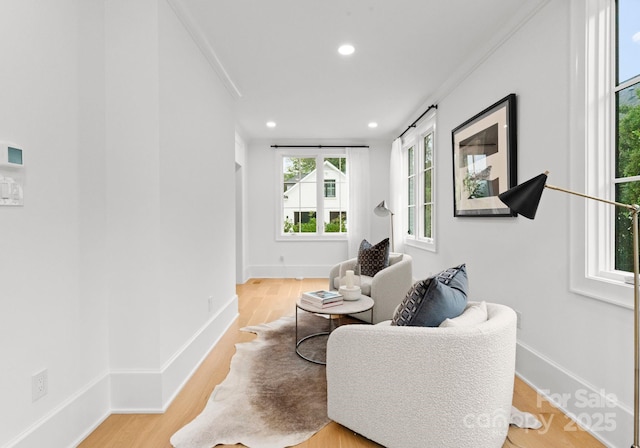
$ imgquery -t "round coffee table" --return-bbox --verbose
[295,295,374,365]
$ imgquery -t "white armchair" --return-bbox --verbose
[326,302,517,448]
[329,253,413,324]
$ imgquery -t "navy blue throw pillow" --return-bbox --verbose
[392,264,468,327]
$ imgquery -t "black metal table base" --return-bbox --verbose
[295,307,341,365]
[295,332,330,365]
[295,303,373,365]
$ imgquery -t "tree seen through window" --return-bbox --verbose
[613,0,640,272]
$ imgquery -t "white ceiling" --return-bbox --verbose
[175,0,546,142]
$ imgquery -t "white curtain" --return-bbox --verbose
[389,138,404,253]
[347,147,370,258]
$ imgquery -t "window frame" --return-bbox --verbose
[402,113,437,252]
[569,0,637,309]
[276,149,348,241]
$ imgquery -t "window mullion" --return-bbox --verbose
[416,138,423,240]
[614,175,640,184]
[316,155,324,235]
[615,75,640,92]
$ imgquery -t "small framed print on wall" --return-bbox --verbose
[451,93,517,217]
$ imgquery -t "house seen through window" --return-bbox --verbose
[281,155,347,236]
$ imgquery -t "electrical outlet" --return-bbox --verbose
[208,296,214,313]
[515,310,522,329]
[32,369,48,402]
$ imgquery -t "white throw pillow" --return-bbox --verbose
[439,301,488,328]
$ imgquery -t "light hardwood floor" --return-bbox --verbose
[79,278,605,448]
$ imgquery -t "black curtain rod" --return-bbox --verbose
[398,104,438,139]
[270,145,369,149]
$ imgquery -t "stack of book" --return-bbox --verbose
[300,290,343,308]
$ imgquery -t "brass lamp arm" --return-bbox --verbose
[545,183,640,213]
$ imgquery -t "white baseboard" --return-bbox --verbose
[516,340,632,448]
[109,370,164,412]
[110,294,239,412]
[248,264,332,279]
[2,295,238,448]
[161,295,238,411]
[3,373,111,448]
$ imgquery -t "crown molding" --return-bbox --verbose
[165,0,242,100]
[397,0,551,136]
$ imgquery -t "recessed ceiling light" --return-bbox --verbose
[368,122,378,128]
[338,44,355,56]
[266,121,276,128]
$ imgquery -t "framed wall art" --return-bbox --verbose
[451,93,517,217]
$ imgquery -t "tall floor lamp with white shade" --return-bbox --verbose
[498,171,640,448]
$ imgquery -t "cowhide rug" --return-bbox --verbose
[170,313,332,448]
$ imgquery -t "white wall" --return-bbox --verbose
[105,0,163,377]
[105,0,238,412]
[405,1,632,446]
[157,0,237,403]
[0,1,110,446]
[246,139,390,279]
[0,0,238,446]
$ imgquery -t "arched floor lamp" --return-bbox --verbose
[374,200,394,252]
[498,171,640,448]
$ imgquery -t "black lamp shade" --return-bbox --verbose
[498,173,548,219]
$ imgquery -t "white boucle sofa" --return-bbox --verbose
[326,302,517,448]
[329,253,413,324]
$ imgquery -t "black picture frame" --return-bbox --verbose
[451,93,517,217]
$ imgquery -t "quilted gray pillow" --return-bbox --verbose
[392,264,468,327]
[357,238,390,277]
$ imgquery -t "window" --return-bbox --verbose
[571,0,640,307]
[403,113,436,250]
[613,0,640,272]
[280,152,348,238]
[422,133,434,239]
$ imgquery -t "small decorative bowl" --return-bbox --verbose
[339,285,361,301]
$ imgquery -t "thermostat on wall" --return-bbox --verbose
[0,142,23,167]
[0,141,24,206]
